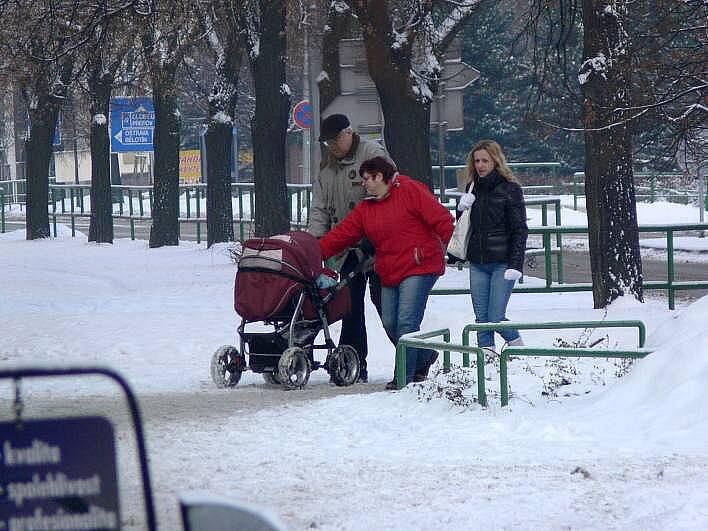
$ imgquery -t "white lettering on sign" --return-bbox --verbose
[7,505,118,530]
[2,440,61,466]
[122,129,151,144]
[121,110,155,129]
[7,473,101,508]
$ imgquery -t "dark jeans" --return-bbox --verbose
[468,262,520,348]
[339,252,382,378]
[380,274,438,383]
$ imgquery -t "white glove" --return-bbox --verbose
[504,269,523,281]
[457,192,476,211]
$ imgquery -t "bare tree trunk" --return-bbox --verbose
[376,80,432,189]
[88,71,114,243]
[149,72,181,248]
[25,103,58,239]
[250,0,290,237]
[318,3,352,112]
[205,121,234,246]
[581,0,643,307]
[351,1,468,189]
[202,5,243,248]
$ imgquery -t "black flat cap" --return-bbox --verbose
[319,114,350,142]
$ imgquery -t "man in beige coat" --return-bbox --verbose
[308,114,393,383]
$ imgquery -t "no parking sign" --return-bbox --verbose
[292,100,313,129]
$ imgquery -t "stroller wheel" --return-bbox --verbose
[262,371,282,386]
[328,345,360,387]
[278,347,311,390]
[210,345,244,388]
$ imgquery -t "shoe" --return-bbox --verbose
[413,352,440,382]
[385,380,397,390]
[506,337,524,347]
[357,373,368,383]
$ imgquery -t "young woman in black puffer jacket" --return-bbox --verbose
[456,140,528,353]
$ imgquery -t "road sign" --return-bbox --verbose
[0,416,120,528]
[292,100,313,129]
[110,97,155,152]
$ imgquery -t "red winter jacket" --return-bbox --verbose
[319,174,455,287]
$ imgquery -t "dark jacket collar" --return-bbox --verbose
[476,169,505,191]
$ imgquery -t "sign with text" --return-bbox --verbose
[0,417,120,530]
[111,97,155,153]
[179,149,202,184]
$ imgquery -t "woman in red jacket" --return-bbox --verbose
[319,156,455,389]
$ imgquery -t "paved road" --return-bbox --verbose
[526,248,708,303]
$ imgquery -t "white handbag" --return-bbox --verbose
[447,182,474,261]
[446,207,471,260]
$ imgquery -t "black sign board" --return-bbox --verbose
[0,416,120,530]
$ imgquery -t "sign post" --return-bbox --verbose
[292,100,313,183]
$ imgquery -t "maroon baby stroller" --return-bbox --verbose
[210,231,363,390]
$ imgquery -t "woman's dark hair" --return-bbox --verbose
[359,156,396,182]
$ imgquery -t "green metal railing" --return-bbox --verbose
[394,328,488,406]
[568,172,707,211]
[47,182,313,243]
[394,320,651,407]
[435,162,561,204]
[462,320,649,406]
[500,346,652,406]
[433,223,708,309]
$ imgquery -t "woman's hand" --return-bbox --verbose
[504,269,523,281]
[457,192,476,211]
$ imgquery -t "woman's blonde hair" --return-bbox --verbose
[465,140,519,186]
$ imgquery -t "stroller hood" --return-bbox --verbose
[234,231,325,320]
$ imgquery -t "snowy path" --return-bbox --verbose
[16,380,708,530]
[3,229,708,530]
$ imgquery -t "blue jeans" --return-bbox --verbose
[381,274,438,383]
[468,262,520,348]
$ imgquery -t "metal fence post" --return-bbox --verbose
[667,228,675,310]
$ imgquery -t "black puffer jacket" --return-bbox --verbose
[463,170,528,271]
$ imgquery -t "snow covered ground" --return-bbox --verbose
[1,202,708,530]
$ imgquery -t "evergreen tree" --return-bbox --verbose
[445,1,585,174]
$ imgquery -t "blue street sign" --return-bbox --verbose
[0,416,120,528]
[110,97,155,152]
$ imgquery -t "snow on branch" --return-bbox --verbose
[578,53,609,85]
[432,1,482,50]
[330,1,350,15]
[668,103,708,123]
